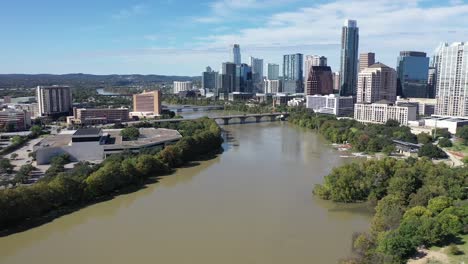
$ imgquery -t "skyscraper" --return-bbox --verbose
[434,42,468,117]
[237,63,253,93]
[250,57,264,91]
[357,63,397,104]
[221,62,237,95]
[396,51,430,98]
[283,53,304,93]
[306,66,333,96]
[267,63,280,80]
[305,55,327,82]
[332,72,340,92]
[359,52,375,72]
[36,85,73,117]
[427,67,437,99]
[232,44,241,65]
[202,66,219,92]
[339,19,359,96]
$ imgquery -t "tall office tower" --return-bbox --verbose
[283,53,304,93]
[232,44,241,65]
[202,66,219,92]
[359,52,375,72]
[427,67,437,99]
[237,63,253,93]
[332,72,340,92]
[357,63,397,104]
[396,51,430,98]
[36,85,73,117]
[267,63,280,80]
[250,57,264,91]
[221,62,237,95]
[305,55,327,81]
[306,66,334,96]
[434,42,468,117]
[339,19,359,96]
[133,90,162,116]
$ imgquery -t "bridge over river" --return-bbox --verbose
[103,112,289,128]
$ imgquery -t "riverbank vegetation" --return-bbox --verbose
[0,118,223,233]
[314,157,467,264]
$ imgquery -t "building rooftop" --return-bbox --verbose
[73,128,102,137]
[368,62,391,69]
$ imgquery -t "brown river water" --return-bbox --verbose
[0,121,371,264]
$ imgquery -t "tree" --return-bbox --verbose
[382,145,396,156]
[120,127,140,141]
[418,144,448,159]
[385,119,400,127]
[428,196,452,214]
[438,138,452,148]
[10,153,18,160]
[417,132,433,144]
[0,159,13,174]
[432,128,451,139]
[457,126,468,145]
[30,125,42,136]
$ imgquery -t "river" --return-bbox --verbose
[0,121,371,264]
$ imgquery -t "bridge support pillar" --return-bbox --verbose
[255,116,262,123]
[239,117,246,124]
[193,108,199,111]
[222,118,230,125]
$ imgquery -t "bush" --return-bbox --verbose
[447,243,463,255]
[418,144,448,159]
[120,127,140,141]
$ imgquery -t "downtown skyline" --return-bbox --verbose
[1,0,468,75]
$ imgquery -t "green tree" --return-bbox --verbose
[418,144,448,159]
[10,153,18,160]
[428,196,453,214]
[438,138,452,148]
[30,125,42,136]
[417,132,433,144]
[120,127,140,141]
[0,159,13,174]
[457,126,468,145]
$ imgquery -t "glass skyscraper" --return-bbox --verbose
[434,42,468,117]
[396,51,430,98]
[267,63,279,80]
[283,53,303,93]
[232,44,241,65]
[339,19,359,97]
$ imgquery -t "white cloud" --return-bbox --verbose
[112,4,147,20]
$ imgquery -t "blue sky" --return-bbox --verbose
[0,0,467,76]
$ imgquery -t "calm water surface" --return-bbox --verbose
[0,122,371,264]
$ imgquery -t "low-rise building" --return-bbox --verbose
[421,117,468,134]
[306,94,354,116]
[354,100,417,126]
[0,109,31,131]
[67,107,130,125]
[35,127,182,165]
[395,97,436,116]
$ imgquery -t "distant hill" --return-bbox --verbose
[0,73,201,88]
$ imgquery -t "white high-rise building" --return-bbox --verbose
[36,85,72,117]
[306,94,354,116]
[264,80,282,94]
[434,42,468,117]
[173,81,193,94]
[357,63,397,104]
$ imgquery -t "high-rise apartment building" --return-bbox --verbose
[265,80,282,94]
[36,85,73,117]
[354,102,417,126]
[283,53,304,93]
[220,62,237,96]
[427,67,437,99]
[202,66,219,92]
[434,42,468,117]
[132,90,161,116]
[339,19,359,96]
[357,63,397,104]
[173,81,193,94]
[267,63,280,80]
[232,44,241,65]
[396,51,430,98]
[306,66,333,96]
[359,52,375,72]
